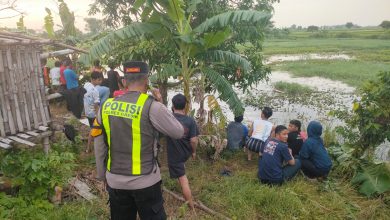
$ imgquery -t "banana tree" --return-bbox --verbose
[81,0,271,115]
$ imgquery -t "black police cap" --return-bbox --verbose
[123,61,149,74]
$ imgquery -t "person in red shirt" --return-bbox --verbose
[113,76,127,97]
[59,58,70,90]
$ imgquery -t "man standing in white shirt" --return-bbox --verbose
[49,61,61,91]
[84,71,103,152]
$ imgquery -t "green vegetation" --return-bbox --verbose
[268,28,390,40]
[0,135,110,220]
[379,20,390,29]
[333,71,390,156]
[263,28,390,87]
[264,38,390,62]
[274,60,390,87]
[328,72,390,197]
[2,1,390,218]
[82,0,275,115]
[162,150,390,219]
[0,195,108,220]
[273,81,313,96]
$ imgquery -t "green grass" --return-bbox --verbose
[264,38,390,63]
[162,150,390,219]
[46,200,109,220]
[287,28,390,40]
[273,81,313,96]
[263,28,390,87]
[273,60,390,87]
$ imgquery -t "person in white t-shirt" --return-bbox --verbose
[84,71,103,153]
[246,107,275,160]
[49,61,61,91]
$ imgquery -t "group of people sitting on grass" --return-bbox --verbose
[227,107,332,185]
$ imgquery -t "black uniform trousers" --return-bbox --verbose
[108,181,166,220]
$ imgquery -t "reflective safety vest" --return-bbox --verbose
[101,92,156,176]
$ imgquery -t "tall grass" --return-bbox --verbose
[287,28,390,40]
[273,81,313,96]
[161,149,390,219]
[264,38,390,63]
[274,60,390,87]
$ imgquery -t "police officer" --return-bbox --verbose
[93,61,184,220]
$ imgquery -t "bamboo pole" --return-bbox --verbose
[32,49,48,126]
[0,31,88,53]
[36,50,50,123]
[0,50,7,136]
[0,109,4,136]
[12,61,26,129]
[18,48,32,130]
[6,47,24,132]
[11,46,25,130]
[24,48,39,129]
[1,50,16,134]
[0,50,9,134]
[16,46,31,130]
[163,187,231,220]
[40,49,75,59]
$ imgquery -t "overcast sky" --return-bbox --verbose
[273,0,390,27]
[1,0,389,31]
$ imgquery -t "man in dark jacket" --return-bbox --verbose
[299,121,332,179]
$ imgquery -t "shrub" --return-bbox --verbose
[330,71,390,197]
[273,81,313,96]
[335,32,353,38]
[0,148,75,199]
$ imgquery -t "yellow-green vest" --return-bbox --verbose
[101,92,156,176]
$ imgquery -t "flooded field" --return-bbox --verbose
[223,54,356,127]
[167,53,389,161]
[265,53,352,64]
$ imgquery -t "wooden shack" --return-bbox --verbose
[0,32,49,136]
[0,31,86,151]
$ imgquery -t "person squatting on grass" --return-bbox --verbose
[287,119,304,157]
[258,125,301,185]
[166,93,199,210]
[226,115,249,151]
[299,121,332,180]
[246,107,275,160]
[83,71,103,153]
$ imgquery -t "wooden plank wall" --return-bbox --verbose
[0,45,50,137]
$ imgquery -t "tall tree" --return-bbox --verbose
[379,20,390,29]
[84,17,105,35]
[89,0,278,27]
[58,0,77,37]
[345,22,354,29]
[16,15,25,31]
[44,8,55,38]
[88,0,274,93]
[82,0,271,116]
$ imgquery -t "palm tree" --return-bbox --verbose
[81,0,270,115]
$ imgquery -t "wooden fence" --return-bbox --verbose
[0,45,49,137]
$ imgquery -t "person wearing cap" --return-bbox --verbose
[93,61,184,220]
[166,93,199,210]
